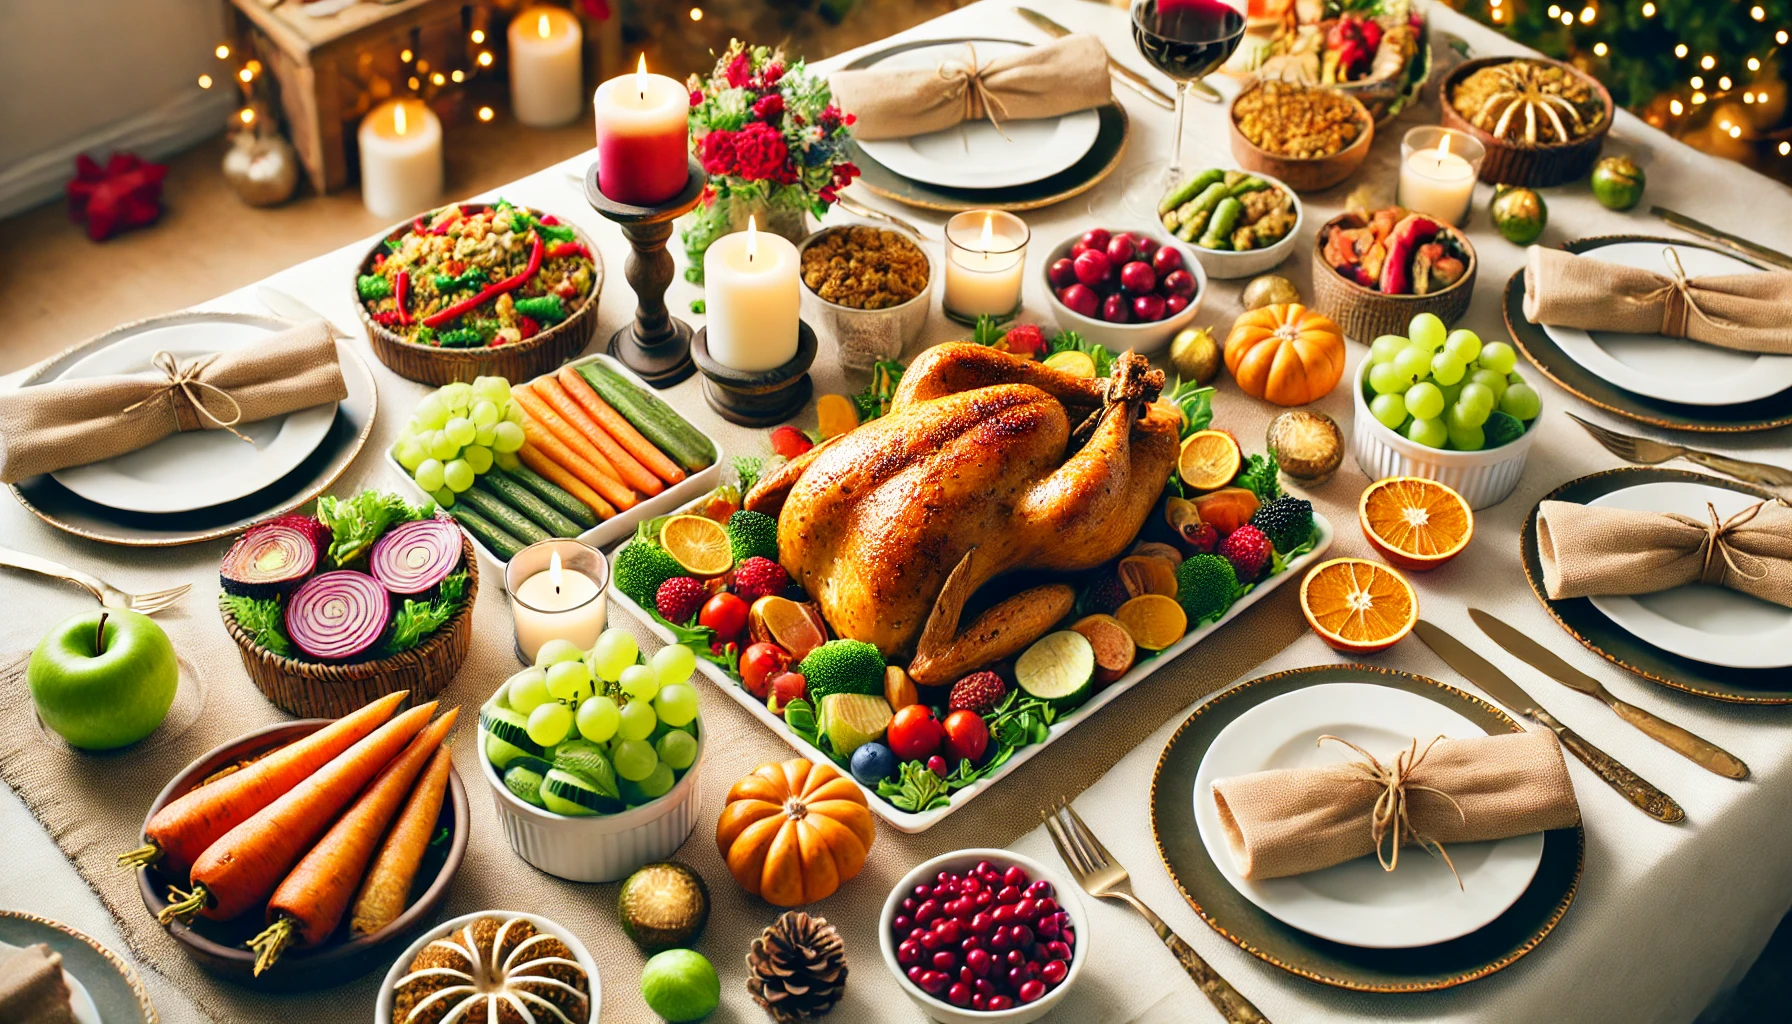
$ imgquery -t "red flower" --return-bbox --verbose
[732,120,792,183]
[818,105,842,130]
[762,62,785,86]
[700,130,739,177]
[725,52,753,89]
[753,93,785,122]
[818,186,837,205]
[832,162,860,187]
[689,89,704,106]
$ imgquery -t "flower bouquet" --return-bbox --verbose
[683,40,859,282]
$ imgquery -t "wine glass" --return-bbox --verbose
[1129,0,1248,194]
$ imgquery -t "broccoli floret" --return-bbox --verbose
[1233,454,1282,503]
[614,540,683,606]
[1176,554,1239,624]
[726,510,779,564]
[798,640,887,703]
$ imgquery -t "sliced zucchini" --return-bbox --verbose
[503,757,553,807]
[542,767,623,816]
[480,705,545,768]
[1014,630,1095,712]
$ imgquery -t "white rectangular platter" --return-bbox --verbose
[386,352,723,570]
[610,512,1334,833]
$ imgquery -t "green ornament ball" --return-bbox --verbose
[641,948,720,1022]
[1490,185,1547,245]
[1590,155,1645,211]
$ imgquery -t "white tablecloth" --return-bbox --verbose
[4,3,1790,1023]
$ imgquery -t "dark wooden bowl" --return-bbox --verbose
[355,204,603,385]
[1440,56,1613,187]
[136,718,468,991]
[1228,83,1374,193]
[1311,210,1478,342]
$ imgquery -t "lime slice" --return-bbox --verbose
[1014,630,1095,711]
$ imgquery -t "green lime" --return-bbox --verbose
[640,948,719,1021]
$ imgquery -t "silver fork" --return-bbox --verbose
[1044,799,1270,1024]
[1568,413,1792,487]
[0,546,191,615]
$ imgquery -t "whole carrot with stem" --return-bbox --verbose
[159,701,438,925]
[120,692,409,875]
[556,367,686,485]
[247,709,458,974]
[349,740,454,938]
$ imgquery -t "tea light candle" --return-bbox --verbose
[1397,126,1485,227]
[358,99,442,219]
[593,55,689,206]
[703,216,801,372]
[943,210,1029,324]
[509,6,584,128]
[505,541,608,664]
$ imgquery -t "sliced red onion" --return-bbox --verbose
[370,518,463,595]
[286,571,389,660]
[220,520,321,598]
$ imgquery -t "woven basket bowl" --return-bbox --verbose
[1439,56,1613,187]
[1228,82,1374,193]
[221,535,478,718]
[1311,211,1478,342]
[355,206,604,386]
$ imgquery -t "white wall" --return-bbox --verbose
[0,0,233,218]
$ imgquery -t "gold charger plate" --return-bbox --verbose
[1151,664,1583,992]
[0,910,157,1023]
[1520,467,1792,704]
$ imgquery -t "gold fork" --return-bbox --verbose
[1044,798,1270,1024]
[1568,413,1792,487]
[0,546,192,615]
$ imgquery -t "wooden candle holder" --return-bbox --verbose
[584,157,707,388]
[690,321,817,427]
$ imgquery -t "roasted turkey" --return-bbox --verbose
[745,343,1179,685]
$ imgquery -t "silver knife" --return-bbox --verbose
[1468,609,1749,780]
[1651,206,1792,271]
[1412,620,1686,823]
[1012,7,1214,107]
[257,285,352,340]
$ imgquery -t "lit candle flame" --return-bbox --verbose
[538,12,551,37]
[979,212,995,265]
[393,102,407,136]
[637,53,648,101]
[549,550,563,594]
[1435,132,1452,168]
[747,215,758,263]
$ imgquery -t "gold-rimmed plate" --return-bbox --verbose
[1502,235,1792,433]
[1151,664,1583,992]
[1520,467,1792,703]
[0,911,157,1023]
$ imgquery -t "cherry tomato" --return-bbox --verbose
[942,709,990,764]
[769,671,807,711]
[699,592,750,643]
[887,704,943,761]
[740,642,790,699]
[769,425,813,459]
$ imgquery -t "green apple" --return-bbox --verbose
[28,610,177,750]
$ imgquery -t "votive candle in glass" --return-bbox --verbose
[505,539,608,664]
[942,210,1029,325]
[1397,126,1485,227]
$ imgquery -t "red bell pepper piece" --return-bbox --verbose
[394,270,412,325]
[421,235,545,328]
[545,241,588,260]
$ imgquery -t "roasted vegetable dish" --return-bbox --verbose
[1236,0,1429,121]
[1159,168,1297,251]
[1320,206,1470,296]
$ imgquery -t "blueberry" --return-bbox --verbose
[851,742,897,784]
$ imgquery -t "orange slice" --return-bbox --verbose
[1299,557,1417,654]
[1358,477,1474,571]
[659,515,734,576]
[1115,594,1188,651]
[1177,430,1242,491]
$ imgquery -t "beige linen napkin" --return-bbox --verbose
[0,319,346,484]
[1522,245,1792,354]
[829,34,1112,141]
[1211,730,1579,881]
[0,942,77,1024]
[1537,498,1792,608]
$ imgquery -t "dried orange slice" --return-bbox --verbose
[1043,350,1097,378]
[659,515,734,576]
[1299,557,1417,654]
[1177,430,1242,491]
[1358,477,1474,571]
[1115,594,1188,651]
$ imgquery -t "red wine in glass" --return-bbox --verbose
[1130,0,1246,189]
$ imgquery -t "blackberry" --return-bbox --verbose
[1249,497,1314,553]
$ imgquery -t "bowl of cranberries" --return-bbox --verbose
[879,849,1087,1023]
[1042,227,1205,354]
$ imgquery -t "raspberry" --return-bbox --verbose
[1218,525,1273,584]
[655,576,706,624]
[733,556,790,602]
[1083,572,1129,615]
[1001,323,1045,357]
[948,671,1007,714]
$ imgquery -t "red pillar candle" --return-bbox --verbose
[594,55,690,206]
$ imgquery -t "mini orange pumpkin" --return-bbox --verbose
[1224,303,1346,406]
[717,758,875,907]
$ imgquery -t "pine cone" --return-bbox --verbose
[746,911,847,1023]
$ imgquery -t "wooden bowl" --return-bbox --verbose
[355,204,603,386]
[136,718,468,990]
[1440,56,1613,187]
[221,535,478,718]
[1228,82,1374,193]
[1311,211,1478,341]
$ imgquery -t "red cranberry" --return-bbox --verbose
[1101,292,1131,323]
[1061,928,1076,948]
[1163,268,1197,297]
[948,981,973,1007]
[919,930,944,952]
[972,994,988,1011]
[1134,293,1167,322]
[1008,965,1029,989]
[919,970,949,995]
[989,995,1015,1010]
[974,977,996,997]
[1014,898,1036,922]
[913,884,933,900]
[1027,960,1043,979]
[1106,234,1136,266]
[1069,240,1089,260]
[915,900,940,925]
[1010,924,1034,950]
[907,965,925,984]
[1036,915,1061,940]
[1019,979,1047,1003]
[1120,261,1156,294]
[1044,939,1072,962]
[965,947,992,977]
[932,950,957,972]
[937,870,954,885]
[988,928,1012,952]
[1058,283,1099,318]
[902,896,918,912]
[1072,249,1111,287]
[1047,257,1076,289]
[1004,865,1029,887]
[1034,897,1059,918]
[907,927,925,943]
[1005,948,1026,967]
[1165,293,1191,316]
[1026,880,1055,900]
[1151,244,1184,275]
[997,885,1022,904]
[934,919,962,945]
[1135,235,1160,262]
[970,911,995,935]
[1042,958,1069,985]
[897,940,923,965]
[1080,228,1111,252]
[974,860,995,876]
[973,890,994,909]
[960,875,984,894]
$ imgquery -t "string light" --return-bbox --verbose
[1691,76,1704,89]
[1675,43,1688,57]
[1729,125,1742,138]
[239,107,255,125]
[1692,91,1707,104]
[1593,41,1607,56]
[1547,3,1560,16]
[197,74,213,88]
[1641,1,1654,14]
[431,72,445,85]
[451,70,465,82]
[1701,55,1715,70]
[1579,6,1595,24]
[238,67,254,83]
[215,44,230,59]
[1493,6,1503,19]
[1781,142,1791,156]
[1748,58,1761,71]
[689,6,703,20]
[1744,92,1756,103]
[1779,30,1789,44]
[401,49,414,62]
[1750,5,1765,20]
[477,106,495,122]
[477,51,494,67]
[408,76,420,90]
[470,29,485,44]
[1670,99,1684,115]
[1560,11,1573,25]
[1719,76,1732,90]
[417,59,429,73]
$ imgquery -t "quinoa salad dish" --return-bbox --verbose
[357,201,598,349]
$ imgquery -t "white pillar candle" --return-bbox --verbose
[509,6,584,128]
[703,217,801,372]
[358,99,443,219]
[511,550,606,663]
[1397,127,1483,227]
[592,56,690,206]
[943,210,1029,323]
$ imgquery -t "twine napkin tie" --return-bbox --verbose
[120,350,252,441]
[1318,734,1466,886]
[936,44,1013,137]
[1641,247,1741,339]
[1536,498,1792,607]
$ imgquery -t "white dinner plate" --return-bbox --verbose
[1541,241,1792,406]
[46,312,337,514]
[1586,480,1792,669]
[1193,682,1544,949]
[852,40,1102,191]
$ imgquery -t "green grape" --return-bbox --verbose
[463,445,494,474]
[413,458,446,493]
[657,729,698,771]
[618,700,658,741]
[620,664,660,703]
[1405,382,1445,421]
[526,702,572,747]
[443,459,475,493]
[1438,381,1464,406]
[1429,352,1466,386]
[632,761,676,799]
[1508,370,1526,385]
[1479,341,1518,375]
[535,637,586,667]
[504,403,525,425]
[494,450,522,472]
[576,695,621,742]
[445,416,478,447]
[395,440,427,472]
[1369,335,1409,364]
[1443,329,1482,365]
[654,682,699,727]
[1446,421,1487,450]
[426,430,460,461]
[589,629,638,682]
[1406,416,1448,449]
[414,395,450,431]
[652,644,696,687]
[546,660,593,701]
[491,421,526,454]
[1391,344,1432,383]
[612,738,658,781]
[1501,383,1542,421]
[473,423,498,447]
[508,668,550,714]
[1466,370,1508,403]
[1446,401,1489,431]
[471,400,501,427]
[472,375,511,407]
[1458,382,1495,414]
[1370,393,1408,430]
[432,487,456,508]
[1368,362,1411,396]
[1408,313,1447,351]
[441,381,474,411]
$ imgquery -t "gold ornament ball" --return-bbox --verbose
[222,130,299,208]
[619,861,711,951]
[1169,326,1222,385]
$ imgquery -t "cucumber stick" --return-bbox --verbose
[576,362,715,472]
[459,488,551,545]
[502,465,598,528]
[1014,630,1095,712]
[447,505,527,561]
[478,474,581,538]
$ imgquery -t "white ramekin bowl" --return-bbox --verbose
[1350,357,1541,509]
[375,909,601,1024]
[798,223,934,370]
[1042,230,1205,355]
[878,848,1089,1024]
[479,716,703,883]
[1157,171,1304,281]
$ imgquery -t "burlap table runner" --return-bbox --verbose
[1521,245,1792,354]
[1536,499,1792,607]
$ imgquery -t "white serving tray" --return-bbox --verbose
[386,352,723,569]
[610,511,1334,833]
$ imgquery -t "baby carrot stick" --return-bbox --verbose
[515,443,616,519]
[556,367,686,485]
[533,376,672,493]
[517,410,637,511]
[247,709,459,973]
[348,740,454,938]
[515,384,664,497]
